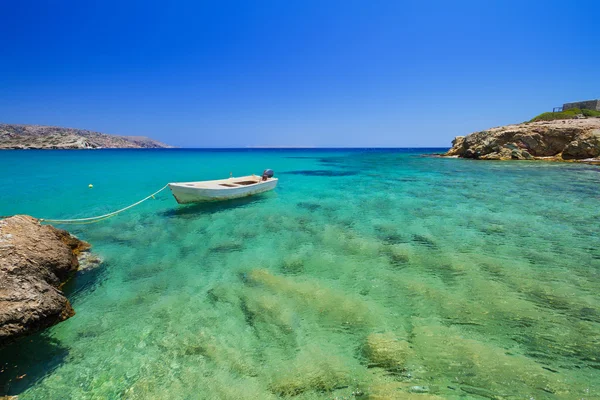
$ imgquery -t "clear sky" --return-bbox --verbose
[1,1,598,148]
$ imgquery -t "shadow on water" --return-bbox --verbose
[0,333,69,396]
[280,169,358,177]
[160,193,273,218]
[284,156,321,159]
[62,263,109,302]
[282,155,350,165]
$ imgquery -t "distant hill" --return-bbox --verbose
[0,124,173,149]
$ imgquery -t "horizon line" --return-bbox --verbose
[172,146,451,149]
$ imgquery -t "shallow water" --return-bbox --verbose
[1,149,599,399]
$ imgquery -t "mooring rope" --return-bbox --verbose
[40,184,170,225]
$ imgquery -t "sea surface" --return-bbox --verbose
[1,149,599,399]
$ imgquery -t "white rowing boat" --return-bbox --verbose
[168,171,278,204]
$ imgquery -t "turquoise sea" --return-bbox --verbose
[1,149,599,399]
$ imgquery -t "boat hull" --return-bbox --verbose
[168,178,278,204]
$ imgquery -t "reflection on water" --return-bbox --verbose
[0,149,599,399]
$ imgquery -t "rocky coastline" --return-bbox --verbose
[0,216,95,347]
[446,118,600,163]
[0,124,172,150]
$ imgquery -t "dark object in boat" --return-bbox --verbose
[262,169,274,181]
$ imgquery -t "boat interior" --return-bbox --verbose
[234,180,260,185]
[220,180,260,187]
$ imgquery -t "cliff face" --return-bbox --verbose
[446,119,600,161]
[0,216,90,347]
[0,124,172,149]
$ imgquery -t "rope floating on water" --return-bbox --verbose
[40,184,170,225]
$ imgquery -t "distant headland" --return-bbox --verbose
[446,99,600,163]
[0,123,172,149]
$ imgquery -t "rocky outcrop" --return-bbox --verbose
[0,215,90,347]
[0,124,172,149]
[446,118,600,161]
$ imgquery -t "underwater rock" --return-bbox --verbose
[363,332,412,370]
[460,385,503,399]
[382,245,411,269]
[410,321,570,397]
[0,215,91,347]
[245,269,380,328]
[409,385,430,393]
[267,344,359,396]
[280,255,305,275]
[364,380,445,400]
[77,252,103,271]
[412,234,437,249]
[296,201,322,211]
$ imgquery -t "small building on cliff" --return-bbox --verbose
[562,99,600,111]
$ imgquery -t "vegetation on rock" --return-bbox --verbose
[529,108,600,122]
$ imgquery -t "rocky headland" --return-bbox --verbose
[0,124,172,149]
[0,216,94,347]
[446,118,600,162]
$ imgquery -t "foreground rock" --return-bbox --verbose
[0,124,172,149]
[446,118,600,161]
[0,215,90,347]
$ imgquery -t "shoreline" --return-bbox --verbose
[434,153,600,165]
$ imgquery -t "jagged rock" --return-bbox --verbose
[0,215,91,347]
[562,130,600,159]
[446,136,465,156]
[446,119,600,161]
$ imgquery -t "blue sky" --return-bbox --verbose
[1,0,598,147]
